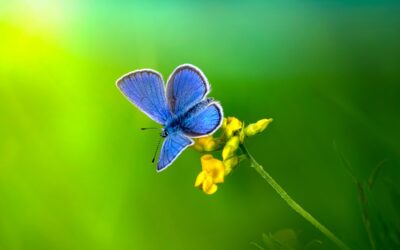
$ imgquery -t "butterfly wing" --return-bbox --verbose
[116,70,170,124]
[157,132,194,172]
[166,64,210,116]
[181,102,223,137]
[157,102,222,172]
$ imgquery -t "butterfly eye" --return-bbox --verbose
[161,130,168,138]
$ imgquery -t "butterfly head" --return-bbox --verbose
[161,129,168,138]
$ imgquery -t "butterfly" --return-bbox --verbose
[116,64,223,172]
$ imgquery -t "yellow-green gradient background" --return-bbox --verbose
[1,1,400,249]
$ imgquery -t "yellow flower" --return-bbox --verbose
[194,154,225,195]
[222,117,242,138]
[244,118,273,137]
[192,136,219,152]
[223,156,238,175]
[222,136,240,160]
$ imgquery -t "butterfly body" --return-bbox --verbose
[116,64,223,172]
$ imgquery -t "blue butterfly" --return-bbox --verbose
[116,64,223,172]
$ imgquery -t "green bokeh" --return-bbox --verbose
[1,1,399,249]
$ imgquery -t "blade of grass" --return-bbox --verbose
[368,159,387,190]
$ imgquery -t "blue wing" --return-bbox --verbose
[157,132,194,172]
[166,64,210,116]
[116,70,171,124]
[181,102,223,137]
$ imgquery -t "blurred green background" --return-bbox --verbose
[1,0,400,249]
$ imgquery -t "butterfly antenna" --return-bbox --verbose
[152,137,162,163]
[141,127,159,130]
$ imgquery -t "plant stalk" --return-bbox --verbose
[240,144,350,250]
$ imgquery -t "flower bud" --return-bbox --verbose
[244,118,273,137]
[222,136,240,160]
[223,156,239,175]
[222,117,242,138]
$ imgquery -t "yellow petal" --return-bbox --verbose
[222,117,227,129]
[192,136,218,152]
[224,117,242,138]
[200,154,214,171]
[202,176,215,193]
[203,138,217,151]
[194,171,207,187]
[222,145,234,161]
[211,160,225,183]
[201,155,218,172]
[226,136,240,149]
[204,184,218,195]
[192,142,204,152]
[227,117,242,130]
[222,136,239,160]
[223,156,238,175]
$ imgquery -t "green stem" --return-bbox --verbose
[240,144,350,250]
